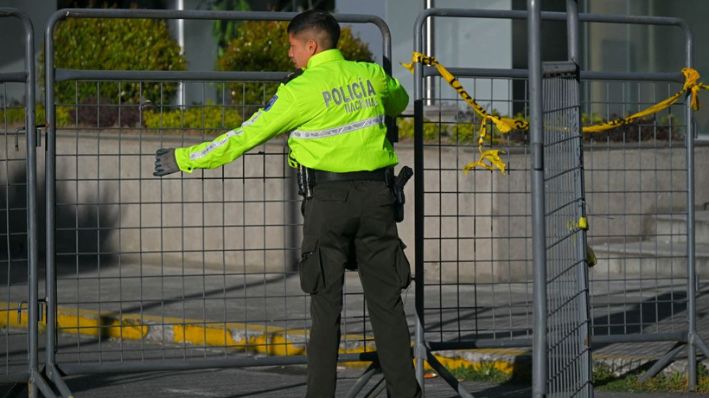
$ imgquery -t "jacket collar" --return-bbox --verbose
[306,49,344,69]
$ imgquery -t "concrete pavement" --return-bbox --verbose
[2,259,709,396]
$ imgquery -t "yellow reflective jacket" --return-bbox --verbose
[174,49,408,173]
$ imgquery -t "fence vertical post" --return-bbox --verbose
[423,0,435,106]
[21,11,39,398]
[528,1,547,397]
[413,11,426,394]
[683,18,697,391]
[0,8,56,397]
[45,12,57,380]
[567,0,593,393]
[44,13,75,398]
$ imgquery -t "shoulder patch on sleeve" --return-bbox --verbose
[264,95,278,111]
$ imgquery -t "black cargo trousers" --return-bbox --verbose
[298,175,421,398]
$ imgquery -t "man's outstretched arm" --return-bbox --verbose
[153,85,299,176]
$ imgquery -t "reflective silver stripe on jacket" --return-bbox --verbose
[190,128,243,160]
[242,110,261,127]
[290,115,384,139]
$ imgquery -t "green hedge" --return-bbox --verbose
[142,105,243,133]
[45,18,187,106]
[396,111,680,145]
[216,21,373,108]
[0,106,72,128]
[0,104,243,132]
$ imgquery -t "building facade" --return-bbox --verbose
[0,0,707,135]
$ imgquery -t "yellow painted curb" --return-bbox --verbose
[1,301,527,374]
[430,348,530,376]
[1,301,310,356]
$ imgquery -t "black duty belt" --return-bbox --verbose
[311,168,390,184]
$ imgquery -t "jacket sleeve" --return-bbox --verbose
[381,73,409,117]
[174,85,298,173]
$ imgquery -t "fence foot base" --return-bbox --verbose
[638,342,684,383]
[28,369,59,398]
[636,336,709,386]
[46,365,74,398]
[695,335,709,360]
[425,345,475,398]
[345,361,383,398]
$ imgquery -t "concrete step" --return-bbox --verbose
[591,240,709,277]
[653,210,709,244]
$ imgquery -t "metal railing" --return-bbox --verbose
[0,7,54,398]
[43,9,396,397]
[0,6,704,397]
[412,7,707,397]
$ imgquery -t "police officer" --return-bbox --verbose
[153,10,420,398]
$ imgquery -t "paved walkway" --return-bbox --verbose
[2,260,709,397]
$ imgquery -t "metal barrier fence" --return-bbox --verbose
[0,5,702,398]
[536,2,592,396]
[413,7,708,397]
[43,9,396,396]
[0,8,56,398]
[541,60,592,397]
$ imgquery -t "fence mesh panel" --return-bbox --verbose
[0,80,30,377]
[542,65,592,397]
[419,74,692,353]
[583,80,691,345]
[420,76,534,344]
[50,79,374,366]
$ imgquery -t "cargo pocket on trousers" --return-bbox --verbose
[299,243,325,294]
[395,240,412,289]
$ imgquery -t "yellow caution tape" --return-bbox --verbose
[404,52,709,174]
[403,52,528,135]
[586,245,597,267]
[573,217,596,267]
[576,217,596,266]
[582,67,708,133]
[463,149,507,174]
[577,216,588,231]
[404,52,528,174]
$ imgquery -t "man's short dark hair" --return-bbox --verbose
[287,10,340,49]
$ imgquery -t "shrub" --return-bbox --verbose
[217,21,373,110]
[45,18,187,107]
[1,105,72,128]
[338,28,375,62]
[0,107,24,126]
[142,104,243,134]
[67,97,144,128]
[450,122,476,144]
[396,117,449,142]
[211,0,251,58]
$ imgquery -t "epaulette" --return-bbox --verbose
[282,68,304,85]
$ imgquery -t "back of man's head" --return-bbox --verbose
[287,10,340,50]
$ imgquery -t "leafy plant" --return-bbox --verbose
[211,0,251,58]
[450,122,476,144]
[1,105,72,128]
[216,21,373,110]
[594,363,709,393]
[142,104,243,134]
[45,17,187,107]
[449,362,512,384]
[397,117,449,142]
[337,27,374,62]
